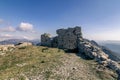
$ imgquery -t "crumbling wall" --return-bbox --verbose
[40,26,120,79]
[51,36,58,48]
[41,33,51,47]
[56,26,82,49]
[41,26,82,50]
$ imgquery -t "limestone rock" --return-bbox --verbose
[0,44,15,52]
[107,60,120,71]
[15,42,32,48]
[78,38,120,78]
[78,39,109,61]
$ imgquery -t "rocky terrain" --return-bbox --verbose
[0,26,120,80]
[0,46,118,80]
[41,26,120,80]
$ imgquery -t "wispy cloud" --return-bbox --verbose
[0,34,13,38]
[17,22,34,32]
[0,26,16,32]
[0,20,38,40]
[23,36,35,40]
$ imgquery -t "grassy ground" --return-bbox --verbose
[0,46,118,80]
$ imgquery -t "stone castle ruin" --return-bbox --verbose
[41,26,120,79]
[41,26,82,50]
[41,33,52,47]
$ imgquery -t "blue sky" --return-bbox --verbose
[0,0,120,41]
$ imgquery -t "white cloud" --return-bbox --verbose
[23,36,34,40]
[0,26,16,32]
[0,34,13,38]
[17,22,33,31]
[0,34,17,41]
[4,34,13,37]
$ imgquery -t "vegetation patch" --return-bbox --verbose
[0,46,118,80]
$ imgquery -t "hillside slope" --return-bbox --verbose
[0,46,118,80]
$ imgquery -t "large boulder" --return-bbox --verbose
[15,42,32,48]
[0,44,15,52]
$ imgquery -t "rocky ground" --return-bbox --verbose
[0,46,118,80]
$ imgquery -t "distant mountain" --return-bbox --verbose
[31,39,40,45]
[103,44,120,54]
[91,40,120,61]
[98,41,120,54]
[105,40,120,44]
[101,46,120,61]
[0,39,40,45]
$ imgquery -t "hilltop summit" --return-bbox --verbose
[41,26,120,80]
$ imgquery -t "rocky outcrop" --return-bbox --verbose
[102,46,120,61]
[0,44,15,52]
[78,39,109,62]
[41,26,120,79]
[0,44,15,56]
[15,42,32,48]
[91,40,120,61]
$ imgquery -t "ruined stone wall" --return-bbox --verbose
[41,26,82,50]
[56,26,82,49]
[41,33,51,47]
[51,36,58,48]
[40,26,120,79]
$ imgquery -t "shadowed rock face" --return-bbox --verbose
[56,27,82,49]
[41,33,52,47]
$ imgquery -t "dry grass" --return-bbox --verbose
[0,46,118,80]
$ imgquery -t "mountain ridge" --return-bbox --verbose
[0,39,40,45]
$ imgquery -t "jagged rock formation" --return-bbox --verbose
[78,39,120,78]
[90,40,120,61]
[102,46,120,61]
[41,26,120,80]
[78,39,109,62]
